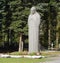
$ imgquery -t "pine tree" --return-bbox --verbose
[9,0,30,52]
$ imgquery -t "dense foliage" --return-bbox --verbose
[0,0,60,52]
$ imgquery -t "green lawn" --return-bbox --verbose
[10,51,60,57]
[0,58,46,63]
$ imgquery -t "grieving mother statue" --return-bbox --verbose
[28,6,41,53]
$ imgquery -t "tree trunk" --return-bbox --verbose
[55,12,60,50]
[56,32,59,50]
[48,29,51,49]
[19,33,23,52]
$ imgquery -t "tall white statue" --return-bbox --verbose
[28,6,41,53]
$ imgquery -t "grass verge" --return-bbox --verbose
[0,58,46,63]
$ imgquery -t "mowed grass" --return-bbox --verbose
[10,51,60,57]
[41,51,60,57]
[0,58,46,63]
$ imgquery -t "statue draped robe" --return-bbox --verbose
[28,12,40,53]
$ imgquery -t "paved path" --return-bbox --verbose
[39,56,60,63]
[47,57,60,63]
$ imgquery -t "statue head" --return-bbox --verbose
[30,6,36,14]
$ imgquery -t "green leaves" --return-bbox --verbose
[0,0,60,50]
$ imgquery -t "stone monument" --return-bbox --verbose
[28,6,41,53]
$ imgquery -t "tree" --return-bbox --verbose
[56,3,60,49]
[48,0,57,49]
[9,0,30,52]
